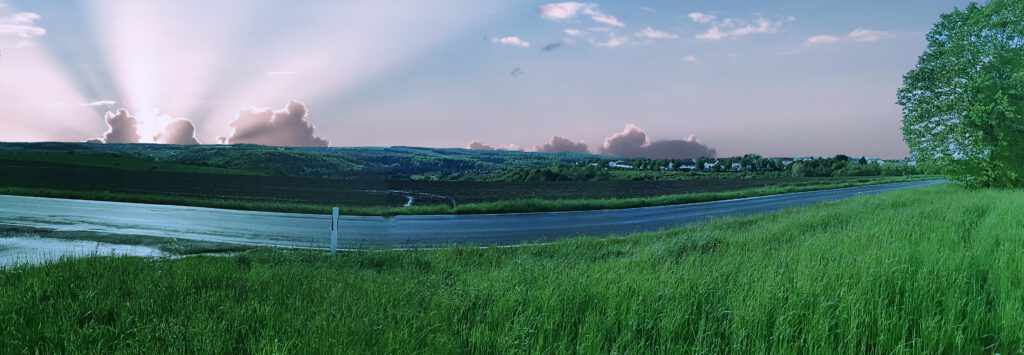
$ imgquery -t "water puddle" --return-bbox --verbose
[0,237,164,268]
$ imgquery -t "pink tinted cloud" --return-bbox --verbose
[220,100,329,147]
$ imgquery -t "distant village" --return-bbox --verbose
[587,155,920,177]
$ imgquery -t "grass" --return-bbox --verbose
[1,184,1022,353]
[0,176,935,216]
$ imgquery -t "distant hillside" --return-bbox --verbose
[0,142,600,179]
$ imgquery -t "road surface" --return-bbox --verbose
[0,180,945,249]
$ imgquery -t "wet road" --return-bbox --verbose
[0,180,945,249]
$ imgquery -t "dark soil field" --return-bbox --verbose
[0,160,869,208]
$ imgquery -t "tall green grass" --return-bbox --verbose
[1,184,1022,353]
[0,176,931,216]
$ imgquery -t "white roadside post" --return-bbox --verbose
[330,207,339,253]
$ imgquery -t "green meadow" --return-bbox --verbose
[2,184,1021,353]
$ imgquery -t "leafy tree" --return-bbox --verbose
[695,157,708,171]
[790,162,807,177]
[898,0,1024,187]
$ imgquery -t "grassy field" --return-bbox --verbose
[1,184,1022,353]
[0,176,929,216]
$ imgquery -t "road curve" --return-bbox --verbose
[0,180,945,249]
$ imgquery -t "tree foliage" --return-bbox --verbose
[898,0,1024,187]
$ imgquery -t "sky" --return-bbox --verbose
[0,0,978,158]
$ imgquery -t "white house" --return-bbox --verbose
[680,159,697,171]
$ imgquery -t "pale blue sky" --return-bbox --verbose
[0,0,977,157]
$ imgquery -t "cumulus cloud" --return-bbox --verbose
[601,124,716,159]
[466,141,522,151]
[94,109,141,144]
[538,2,624,27]
[804,35,841,46]
[0,11,46,47]
[692,15,790,41]
[683,55,698,63]
[490,36,530,48]
[635,26,678,40]
[467,141,495,150]
[154,119,200,145]
[533,136,590,154]
[219,100,329,147]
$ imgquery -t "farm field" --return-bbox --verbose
[0,159,923,215]
[1,184,1021,353]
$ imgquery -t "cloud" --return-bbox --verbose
[84,138,104,144]
[466,141,522,151]
[601,124,716,159]
[94,109,141,144]
[848,28,887,42]
[510,67,524,77]
[538,2,589,20]
[541,40,570,51]
[693,15,789,41]
[568,27,630,48]
[695,27,727,41]
[538,2,624,27]
[154,119,200,145]
[688,12,716,24]
[635,26,678,40]
[467,141,495,150]
[219,100,329,147]
[590,12,624,27]
[683,55,698,63]
[596,32,629,47]
[800,29,890,48]
[533,136,590,154]
[0,11,45,47]
[490,36,530,48]
[804,35,841,46]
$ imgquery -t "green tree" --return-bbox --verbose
[790,162,807,178]
[695,157,707,171]
[898,0,1024,187]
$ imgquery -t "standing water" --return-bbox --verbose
[0,237,163,268]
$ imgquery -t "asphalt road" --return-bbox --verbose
[0,180,945,249]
